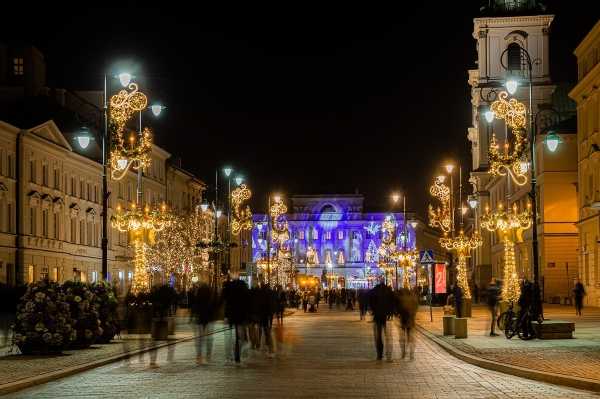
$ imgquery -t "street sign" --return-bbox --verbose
[419,249,435,264]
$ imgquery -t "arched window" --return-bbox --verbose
[320,204,335,214]
[507,42,522,72]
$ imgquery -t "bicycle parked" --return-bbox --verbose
[497,302,540,340]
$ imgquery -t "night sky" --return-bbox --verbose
[2,2,597,216]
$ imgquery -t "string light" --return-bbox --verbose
[439,230,483,299]
[429,176,452,233]
[488,91,529,186]
[108,83,153,180]
[231,184,252,235]
[480,202,532,304]
[131,240,149,294]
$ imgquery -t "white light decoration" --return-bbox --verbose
[116,158,128,170]
[505,78,519,95]
[484,110,495,123]
[545,132,562,153]
[150,104,164,117]
[223,167,233,177]
[118,72,132,87]
[76,136,91,149]
[235,176,244,186]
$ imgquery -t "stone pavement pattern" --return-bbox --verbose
[0,317,200,387]
[6,308,597,398]
[417,304,600,381]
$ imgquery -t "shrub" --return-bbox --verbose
[91,281,120,343]
[63,281,102,348]
[12,280,75,354]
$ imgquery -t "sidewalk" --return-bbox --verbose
[416,304,600,389]
[0,318,225,395]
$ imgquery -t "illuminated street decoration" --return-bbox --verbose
[481,202,532,304]
[429,176,451,233]
[108,83,153,180]
[231,184,252,235]
[488,91,529,186]
[270,198,289,245]
[439,230,483,299]
[364,222,380,236]
[306,246,319,265]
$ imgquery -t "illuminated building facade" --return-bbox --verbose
[251,194,442,289]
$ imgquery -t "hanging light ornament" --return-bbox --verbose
[488,91,529,186]
[231,184,252,235]
[428,176,451,233]
[439,230,483,299]
[109,83,153,180]
[480,202,532,304]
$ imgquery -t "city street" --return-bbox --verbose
[6,309,596,399]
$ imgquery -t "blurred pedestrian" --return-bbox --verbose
[573,279,586,316]
[453,284,463,318]
[222,278,250,363]
[486,279,500,337]
[473,283,480,304]
[397,288,417,360]
[190,283,216,364]
[358,289,368,320]
[276,286,286,324]
[368,281,394,361]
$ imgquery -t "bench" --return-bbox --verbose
[533,320,575,339]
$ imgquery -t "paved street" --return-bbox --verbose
[5,308,597,399]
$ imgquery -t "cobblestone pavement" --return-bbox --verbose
[6,309,597,399]
[0,317,202,388]
[417,304,600,381]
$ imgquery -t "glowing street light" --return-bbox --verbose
[484,109,495,123]
[118,72,132,87]
[223,167,233,177]
[150,104,165,117]
[391,193,401,204]
[235,176,244,186]
[505,77,519,95]
[74,127,94,150]
[200,199,209,212]
[445,164,455,174]
[216,209,223,218]
[545,131,562,153]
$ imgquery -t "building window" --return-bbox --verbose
[30,207,36,236]
[13,58,24,76]
[312,229,319,240]
[42,164,48,186]
[352,231,360,240]
[80,180,85,199]
[79,220,85,244]
[507,42,522,72]
[338,230,344,240]
[7,154,14,178]
[54,169,60,189]
[71,219,76,243]
[91,271,98,283]
[299,230,305,240]
[7,203,12,233]
[54,213,59,240]
[30,160,36,183]
[42,209,48,237]
[87,221,93,246]
[324,231,331,240]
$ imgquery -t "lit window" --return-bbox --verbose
[299,230,305,240]
[324,231,331,240]
[91,271,98,283]
[338,230,344,240]
[13,58,24,75]
[312,229,319,240]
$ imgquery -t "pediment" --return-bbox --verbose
[29,120,73,151]
[28,190,41,199]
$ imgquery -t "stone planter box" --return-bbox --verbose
[127,308,152,334]
[151,318,169,340]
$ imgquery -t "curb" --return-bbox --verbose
[0,326,229,396]
[415,324,600,392]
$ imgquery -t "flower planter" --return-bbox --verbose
[151,318,169,340]
[127,308,152,334]
[17,343,64,356]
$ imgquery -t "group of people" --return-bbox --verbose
[366,282,419,361]
[188,280,287,365]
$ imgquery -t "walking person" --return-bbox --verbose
[486,279,500,337]
[358,289,368,320]
[190,283,216,364]
[397,288,417,360]
[222,278,250,364]
[368,281,394,361]
[573,279,586,316]
[453,284,463,318]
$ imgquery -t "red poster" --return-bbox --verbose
[435,263,446,294]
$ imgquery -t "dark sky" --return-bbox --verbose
[2,2,597,216]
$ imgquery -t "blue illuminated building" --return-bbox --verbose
[251,194,419,288]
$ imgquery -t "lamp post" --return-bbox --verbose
[74,72,164,282]
[223,167,233,276]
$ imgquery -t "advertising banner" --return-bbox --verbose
[434,263,446,294]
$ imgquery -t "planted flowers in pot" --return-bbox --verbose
[12,280,75,355]
[63,281,102,349]
[91,281,120,343]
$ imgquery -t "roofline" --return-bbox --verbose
[573,20,600,57]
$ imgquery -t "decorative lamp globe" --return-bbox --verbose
[116,159,128,170]
[468,196,478,209]
[77,136,91,149]
[200,201,209,212]
[216,209,222,218]
[505,78,519,95]
[484,110,495,123]
[150,104,164,117]
[118,72,132,88]
[545,131,561,153]
[223,167,233,177]
[444,164,454,174]
[235,176,244,186]
[410,221,418,229]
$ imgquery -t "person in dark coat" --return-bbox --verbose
[453,284,463,318]
[368,282,394,360]
[573,279,585,316]
[358,289,368,320]
[190,283,217,364]
[222,279,249,363]
[486,279,500,336]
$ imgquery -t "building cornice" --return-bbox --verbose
[473,14,554,30]
[573,20,600,58]
[569,62,600,102]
